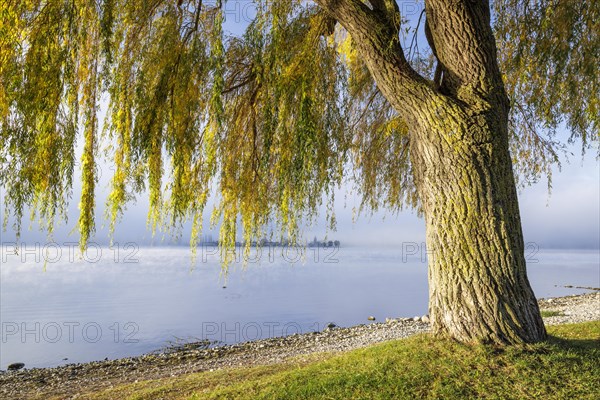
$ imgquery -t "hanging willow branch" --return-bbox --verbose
[0,0,597,272]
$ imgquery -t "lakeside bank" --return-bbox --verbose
[1,291,598,399]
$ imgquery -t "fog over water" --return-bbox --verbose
[1,246,598,368]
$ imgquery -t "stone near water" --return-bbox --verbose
[7,362,24,371]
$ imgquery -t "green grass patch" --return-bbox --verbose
[88,321,600,400]
[541,310,565,318]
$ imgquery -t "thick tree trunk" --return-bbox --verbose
[317,0,547,344]
[409,105,547,344]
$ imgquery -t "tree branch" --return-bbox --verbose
[222,72,256,95]
[314,0,437,123]
[424,0,509,107]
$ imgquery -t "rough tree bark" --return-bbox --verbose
[316,0,547,343]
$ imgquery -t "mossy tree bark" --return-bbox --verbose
[409,99,547,344]
[317,0,547,343]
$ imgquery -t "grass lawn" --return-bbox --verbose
[86,321,599,400]
[540,310,565,318]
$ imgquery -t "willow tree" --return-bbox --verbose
[1,1,597,344]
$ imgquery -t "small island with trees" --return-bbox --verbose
[198,235,340,248]
[308,237,341,248]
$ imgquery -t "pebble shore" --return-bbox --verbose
[1,291,598,399]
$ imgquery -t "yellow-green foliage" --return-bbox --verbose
[0,1,597,270]
[494,0,600,186]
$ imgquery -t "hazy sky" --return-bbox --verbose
[1,1,598,250]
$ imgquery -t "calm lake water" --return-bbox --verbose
[1,245,598,369]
